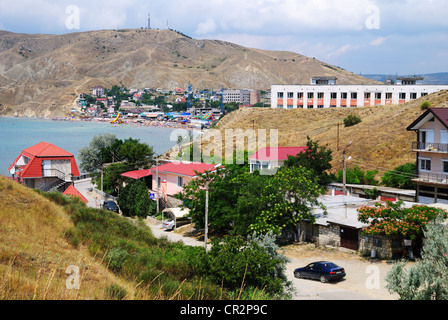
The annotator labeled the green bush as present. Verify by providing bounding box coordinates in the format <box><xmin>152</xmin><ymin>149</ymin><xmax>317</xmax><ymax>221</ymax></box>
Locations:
<box><xmin>343</xmin><ymin>114</ymin><xmax>362</xmax><ymax>127</ymax></box>
<box><xmin>336</xmin><ymin>166</ymin><xmax>378</xmax><ymax>185</ymax></box>
<box><xmin>381</xmin><ymin>163</ymin><xmax>416</xmax><ymax>189</ymax></box>
<box><xmin>421</xmin><ymin>101</ymin><xmax>431</xmax><ymax>110</ymax></box>
<box><xmin>118</xmin><ymin>179</ymin><xmax>156</xmax><ymax>218</ymax></box>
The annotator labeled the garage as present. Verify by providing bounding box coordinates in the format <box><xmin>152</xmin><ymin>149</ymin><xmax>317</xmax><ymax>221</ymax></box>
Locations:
<box><xmin>340</xmin><ymin>226</ymin><xmax>359</xmax><ymax>251</ymax></box>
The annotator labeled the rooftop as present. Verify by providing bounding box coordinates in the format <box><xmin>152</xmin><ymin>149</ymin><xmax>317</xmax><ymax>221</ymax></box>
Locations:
<box><xmin>249</xmin><ymin>147</ymin><xmax>307</xmax><ymax>161</ymax></box>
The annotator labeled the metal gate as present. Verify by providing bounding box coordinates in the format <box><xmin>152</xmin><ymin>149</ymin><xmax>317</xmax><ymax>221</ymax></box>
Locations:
<box><xmin>340</xmin><ymin>227</ymin><xmax>359</xmax><ymax>250</ymax></box>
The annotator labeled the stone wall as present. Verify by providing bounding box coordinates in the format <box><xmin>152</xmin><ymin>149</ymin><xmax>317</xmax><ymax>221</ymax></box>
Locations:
<box><xmin>359</xmin><ymin>235</ymin><xmax>404</xmax><ymax>259</ymax></box>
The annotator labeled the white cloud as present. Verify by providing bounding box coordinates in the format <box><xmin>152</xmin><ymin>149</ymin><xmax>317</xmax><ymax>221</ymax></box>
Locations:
<box><xmin>195</xmin><ymin>19</ymin><xmax>217</xmax><ymax>36</ymax></box>
<box><xmin>370</xmin><ymin>36</ymin><xmax>387</xmax><ymax>46</ymax></box>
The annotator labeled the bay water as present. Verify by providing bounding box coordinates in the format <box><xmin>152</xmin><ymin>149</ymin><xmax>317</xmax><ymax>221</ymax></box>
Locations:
<box><xmin>0</xmin><ymin>117</ymin><xmax>184</xmax><ymax>176</ymax></box>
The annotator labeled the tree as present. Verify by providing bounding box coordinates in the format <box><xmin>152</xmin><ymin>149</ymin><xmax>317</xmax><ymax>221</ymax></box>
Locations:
<box><xmin>118</xmin><ymin>179</ymin><xmax>156</xmax><ymax>218</ymax></box>
<box><xmin>386</xmin><ymin>215</ymin><xmax>448</xmax><ymax>300</ymax></box>
<box><xmin>336</xmin><ymin>165</ymin><xmax>379</xmax><ymax>185</ymax></box>
<box><xmin>201</xmin><ymin>233</ymin><xmax>292</xmax><ymax>296</ymax></box>
<box><xmin>381</xmin><ymin>163</ymin><xmax>416</xmax><ymax>190</ymax></box>
<box><xmin>284</xmin><ymin>136</ymin><xmax>334</xmax><ymax>186</ymax></box>
<box><xmin>358</xmin><ymin>201</ymin><xmax>447</xmax><ymax>240</ymax></box>
<box><xmin>79</xmin><ymin>133</ymin><xmax>118</xmax><ymax>173</ymax></box>
<box><xmin>176</xmin><ymin>162</ymin><xmax>324</xmax><ymax>236</ymax></box>
<box><xmin>343</xmin><ymin>114</ymin><xmax>362</xmax><ymax>127</ymax></box>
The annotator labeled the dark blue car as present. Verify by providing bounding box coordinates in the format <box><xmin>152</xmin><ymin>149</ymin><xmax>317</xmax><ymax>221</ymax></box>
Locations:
<box><xmin>294</xmin><ymin>261</ymin><xmax>346</xmax><ymax>283</ymax></box>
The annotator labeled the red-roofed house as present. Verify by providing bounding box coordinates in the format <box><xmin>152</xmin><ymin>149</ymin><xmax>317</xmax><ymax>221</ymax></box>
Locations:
<box><xmin>150</xmin><ymin>162</ymin><xmax>219</xmax><ymax>198</ymax></box>
<box><xmin>249</xmin><ymin>147</ymin><xmax>307</xmax><ymax>173</ymax></box>
<box><xmin>8</xmin><ymin>142</ymin><xmax>80</xmax><ymax>192</ymax></box>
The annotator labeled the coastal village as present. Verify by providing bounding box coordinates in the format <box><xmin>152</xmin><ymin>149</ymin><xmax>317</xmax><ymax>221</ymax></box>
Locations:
<box><xmin>5</xmin><ymin>73</ymin><xmax>448</xmax><ymax>301</ymax></box>
<box><xmin>2</xmin><ymin>6</ymin><xmax>448</xmax><ymax>301</ymax></box>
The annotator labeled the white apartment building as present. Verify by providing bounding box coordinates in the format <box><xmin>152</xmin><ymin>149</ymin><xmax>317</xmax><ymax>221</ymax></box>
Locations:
<box><xmin>271</xmin><ymin>77</ymin><xmax>448</xmax><ymax>109</ymax></box>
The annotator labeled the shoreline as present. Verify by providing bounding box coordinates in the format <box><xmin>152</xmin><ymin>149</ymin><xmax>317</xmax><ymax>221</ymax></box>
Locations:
<box><xmin>0</xmin><ymin>114</ymin><xmax>209</xmax><ymax>132</ymax></box>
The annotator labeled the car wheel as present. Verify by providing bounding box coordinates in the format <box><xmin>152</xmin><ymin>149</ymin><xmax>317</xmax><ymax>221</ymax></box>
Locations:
<box><xmin>320</xmin><ymin>275</ymin><xmax>328</xmax><ymax>283</ymax></box>
<box><xmin>294</xmin><ymin>271</ymin><xmax>302</xmax><ymax>279</ymax></box>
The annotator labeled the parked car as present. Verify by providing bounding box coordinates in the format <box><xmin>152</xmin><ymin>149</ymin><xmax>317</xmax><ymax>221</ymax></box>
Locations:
<box><xmin>162</xmin><ymin>219</ymin><xmax>175</xmax><ymax>231</ymax></box>
<box><xmin>294</xmin><ymin>261</ymin><xmax>346</xmax><ymax>283</ymax></box>
<box><xmin>102</xmin><ymin>201</ymin><xmax>119</xmax><ymax>213</ymax></box>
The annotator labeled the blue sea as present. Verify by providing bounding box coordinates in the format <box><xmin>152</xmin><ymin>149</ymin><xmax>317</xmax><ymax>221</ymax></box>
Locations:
<box><xmin>0</xmin><ymin>117</ymin><xmax>183</xmax><ymax>176</ymax></box>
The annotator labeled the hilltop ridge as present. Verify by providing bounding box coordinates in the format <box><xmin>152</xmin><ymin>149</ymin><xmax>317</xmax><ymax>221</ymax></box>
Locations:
<box><xmin>0</xmin><ymin>28</ymin><xmax>377</xmax><ymax>117</ymax></box>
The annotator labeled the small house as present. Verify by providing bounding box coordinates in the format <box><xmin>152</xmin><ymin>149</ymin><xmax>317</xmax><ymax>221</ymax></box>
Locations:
<box><xmin>8</xmin><ymin>142</ymin><xmax>80</xmax><ymax>192</ymax></box>
<box><xmin>248</xmin><ymin>147</ymin><xmax>307</xmax><ymax>173</ymax></box>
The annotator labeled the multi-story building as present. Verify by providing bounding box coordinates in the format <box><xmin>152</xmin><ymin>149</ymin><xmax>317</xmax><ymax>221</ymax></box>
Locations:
<box><xmin>223</xmin><ymin>89</ymin><xmax>251</xmax><ymax>105</ymax></box>
<box><xmin>407</xmin><ymin>108</ymin><xmax>448</xmax><ymax>204</ymax></box>
<box><xmin>92</xmin><ymin>86</ymin><xmax>105</xmax><ymax>97</ymax></box>
<box><xmin>271</xmin><ymin>77</ymin><xmax>448</xmax><ymax>109</ymax></box>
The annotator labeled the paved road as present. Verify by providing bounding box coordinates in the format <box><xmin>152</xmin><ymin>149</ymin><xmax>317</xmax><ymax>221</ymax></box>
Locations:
<box><xmin>74</xmin><ymin>178</ymin><xmax>100</xmax><ymax>208</ymax></box>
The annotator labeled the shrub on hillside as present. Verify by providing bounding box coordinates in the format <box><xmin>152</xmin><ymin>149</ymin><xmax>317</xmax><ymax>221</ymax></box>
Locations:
<box><xmin>343</xmin><ymin>114</ymin><xmax>362</xmax><ymax>127</ymax></box>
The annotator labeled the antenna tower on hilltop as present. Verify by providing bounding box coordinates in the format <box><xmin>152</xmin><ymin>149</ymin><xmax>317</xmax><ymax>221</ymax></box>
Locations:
<box><xmin>147</xmin><ymin>13</ymin><xmax>151</xmax><ymax>29</ymax></box>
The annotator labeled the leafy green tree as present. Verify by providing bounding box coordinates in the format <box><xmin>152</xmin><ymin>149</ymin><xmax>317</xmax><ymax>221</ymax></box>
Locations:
<box><xmin>386</xmin><ymin>215</ymin><xmax>448</xmax><ymax>300</ymax></box>
<box><xmin>118</xmin><ymin>179</ymin><xmax>156</xmax><ymax>218</ymax></box>
<box><xmin>284</xmin><ymin>136</ymin><xmax>334</xmax><ymax>186</ymax></box>
<box><xmin>79</xmin><ymin>133</ymin><xmax>118</xmax><ymax>173</ymax></box>
<box><xmin>201</xmin><ymin>234</ymin><xmax>292</xmax><ymax>296</ymax></box>
<box><xmin>336</xmin><ymin>165</ymin><xmax>378</xmax><ymax>185</ymax></box>
<box><xmin>176</xmin><ymin>162</ymin><xmax>324</xmax><ymax>236</ymax></box>
<box><xmin>381</xmin><ymin>163</ymin><xmax>416</xmax><ymax>190</ymax></box>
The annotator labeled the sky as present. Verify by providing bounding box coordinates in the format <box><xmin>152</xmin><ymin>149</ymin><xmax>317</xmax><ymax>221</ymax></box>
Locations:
<box><xmin>0</xmin><ymin>0</ymin><xmax>447</xmax><ymax>75</ymax></box>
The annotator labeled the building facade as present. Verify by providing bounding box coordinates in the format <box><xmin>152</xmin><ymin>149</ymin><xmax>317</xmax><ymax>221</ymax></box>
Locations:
<box><xmin>407</xmin><ymin>108</ymin><xmax>448</xmax><ymax>204</ymax></box>
<box><xmin>271</xmin><ymin>77</ymin><xmax>448</xmax><ymax>109</ymax></box>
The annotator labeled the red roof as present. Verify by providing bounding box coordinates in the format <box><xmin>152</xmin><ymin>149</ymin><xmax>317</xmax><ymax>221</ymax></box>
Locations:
<box><xmin>249</xmin><ymin>147</ymin><xmax>307</xmax><ymax>161</ymax></box>
<box><xmin>22</xmin><ymin>142</ymin><xmax>75</xmax><ymax>158</ymax></box>
<box><xmin>121</xmin><ymin>169</ymin><xmax>152</xmax><ymax>180</ymax></box>
<box><xmin>8</xmin><ymin>142</ymin><xmax>80</xmax><ymax>178</ymax></box>
<box><xmin>150</xmin><ymin>162</ymin><xmax>219</xmax><ymax>177</ymax></box>
<box><xmin>63</xmin><ymin>185</ymin><xmax>89</xmax><ymax>204</ymax></box>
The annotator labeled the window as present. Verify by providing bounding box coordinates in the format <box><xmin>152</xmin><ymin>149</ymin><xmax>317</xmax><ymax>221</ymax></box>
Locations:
<box><xmin>318</xmin><ymin>92</ymin><xmax>324</xmax><ymax>99</ymax></box>
<box><xmin>364</xmin><ymin>92</ymin><xmax>371</xmax><ymax>99</ymax></box>
<box><xmin>331</xmin><ymin>92</ymin><xmax>337</xmax><ymax>99</ymax></box>
<box><xmin>386</xmin><ymin>93</ymin><xmax>392</xmax><ymax>99</ymax></box>
<box><xmin>399</xmin><ymin>93</ymin><xmax>406</xmax><ymax>100</ymax></box>
<box><xmin>443</xmin><ymin>161</ymin><xmax>448</xmax><ymax>174</ymax></box>
<box><xmin>375</xmin><ymin>92</ymin><xmax>382</xmax><ymax>100</ymax></box>
<box><xmin>341</xmin><ymin>92</ymin><xmax>348</xmax><ymax>99</ymax></box>
<box><xmin>420</xmin><ymin>159</ymin><xmax>432</xmax><ymax>171</ymax></box>
<box><xmin>297</xmin><ymin>92</ymin><xmax>303</xmax><ymax>99</ymax></box>
<box><xmin>441</xmin><ymin>130</ymin><xmax>448</xmax><ymax>144</ymax></box>
<box><xmin>410</xmin><ymin>93</ymin><xmax>417</xmax><ymax>100</ymax></box>
<box><xmin>421</xmin><ymin>93</ymin><xmax>428</xmax><ymax>97</ymax></box>
<box><xmin>277</xmin><ymin>92</ymin><xmax>284</xmax><ymax>99</ymax></box>
<box><xmin>287</xmin><ymin>92</ymin><xmax>294</xmax><ymax>99</ymax></box>
<box><xmin>287</xmin><ymin>105</ymin><xmax>293</xmax><ymax>109</ymax></box>
<box><xmin>177</xmin><ymin>176</ymin><xmax>183</xmax><ymax>187</ymax></box>
<box><xmin>351</xmin><ymin>92</ymin><xmax>358</xmax><ymax>99</ymax></box>
<box><xmin>307</xmin><ymin>92</ymin><xmax>314</xmax><ymax>99</ymax></box>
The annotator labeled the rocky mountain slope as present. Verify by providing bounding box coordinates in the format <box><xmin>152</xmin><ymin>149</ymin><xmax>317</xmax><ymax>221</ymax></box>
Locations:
<box><xmin>0</xmin><ymin>28</ymin><xmax>377</xmax><ymax>117</ymax></box>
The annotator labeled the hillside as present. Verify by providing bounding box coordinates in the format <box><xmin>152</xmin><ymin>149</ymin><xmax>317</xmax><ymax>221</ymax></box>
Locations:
<box><xmin>201</xmin><ymin>90</ymin><xmax>448</xmax><ymax>176</ymax></box>
<box><xmin>0</xmin><ymin>28</ymin><xmax>377</xmax><ymax>117</ymax></box>
<box><xmin>0</xmin><ymin>176</ymin><xmax>140</xmax><ymax>300</ymax></box>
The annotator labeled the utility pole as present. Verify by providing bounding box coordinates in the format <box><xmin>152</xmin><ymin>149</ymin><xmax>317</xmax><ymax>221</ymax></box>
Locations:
<box><xmin>342</xmin><ymin>141</ymin><xmax>352</xmax><ymax>197</ymax></box>
<box><xmin>204</xmin><ymin>181</ymin><xmax>209</xmax><ymax>252</ymax></box>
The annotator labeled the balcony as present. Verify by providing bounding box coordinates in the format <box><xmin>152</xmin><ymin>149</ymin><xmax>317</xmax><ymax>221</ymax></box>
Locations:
<box><xmin>413</xmin><ymin>172</ymin><xmax>448</xmax><ymax>185</ymax></box>
<box><xmin>412</xmin><ymin>142</ymin><xmax>448</xmax><ymax>154</ymax></box>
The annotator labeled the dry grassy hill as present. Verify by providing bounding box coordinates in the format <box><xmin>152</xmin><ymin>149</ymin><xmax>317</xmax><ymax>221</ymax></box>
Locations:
<box><xmin>0</xmin><ymin>28</ymin><xmax>377</xmax><ymax>117</ymax></box>
<box><xmin>0</xmin><ymin>176</ymin><xmax>144</xmax><ymax>300</ymax></box>
<box><xmin>201</xmin><ymin>90</ymin><xmax>448</xmax><ymax>176</ymax></box>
